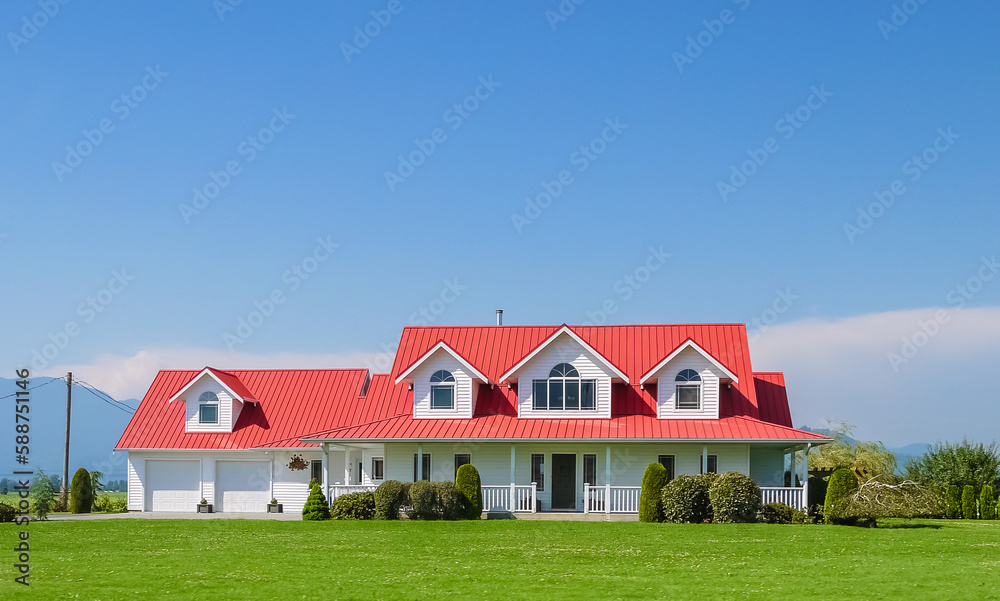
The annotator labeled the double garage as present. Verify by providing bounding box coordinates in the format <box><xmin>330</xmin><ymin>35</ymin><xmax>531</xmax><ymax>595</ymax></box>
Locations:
<box><xmin>143</xmin><ymin>460</ymin><xmax>269</xmax><ymax>512</ymax></box>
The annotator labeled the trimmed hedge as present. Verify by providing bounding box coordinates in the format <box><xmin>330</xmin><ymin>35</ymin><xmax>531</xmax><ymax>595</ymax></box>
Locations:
<box><xmin>94</xmin><ymin>495</ymin><xmax>128</xmax><ymax>513</ymax></box>
<box><xmin>455</xmin><ymin>464</ymin><xmax>483</xmax><ymax>519</ymax></box>
<box><xmin>410</xmin><ymin>481</ymin><xmax>465</xmax><ymax>520</ymax></box>
<box><xmin>331</xmin><ymin>491</ymin><xmax>376</xmax><ymax>520</ymax></box>
<box><xmin>944</xmin><ymin>484</ymin><xmax>961</xmax><ymax>519</ymax></box>
<box><xmin>69</xmin><ymin>468</ymin><xmax>94</xmax><ymax>514</ymax></box>
<box><xmin>981</xmin><ymin>485</ymin><xmax>997</xmax><ymax>520</ymax></box>
<box><xmin>638</xmin><ymin>463</ymin><xmax>668</xmax><ymax>523</ymax></box>
<box><xmin>661</xmin><ymin>473</ymin><xmax>716</xmax><ymax>524</ymax></box>
<box><xmin>759</xmin><ymin>502</ymin><xmax>805</xmax><ymax>524</ymax></box>
<box><xmin>0</xmin><ymin>503</ymin><xmax>14</xmax><ymax>523</ymax></box>
<box><xmin>961</xmin><ymin>485</ymin><xmax>977</xmax><ymax>519</ymax></box>
<box><xmin>374</xmin><ymin>480</ymin><xmax>405</xmax><ymax>520</ymax></box>
<box><xmin>302</xmin><ymin>483</ymin><xmax>331</xmax><ymax>520</ymax></box>
<box><xmin>824</xmin><ymin>467</ymin><xmax>859</xmax><ymax>525</ymax></box>
<box><xmin>708</xmin><ymin>471</ymin><xmax>761</xmax><ymax>523</ymax></box>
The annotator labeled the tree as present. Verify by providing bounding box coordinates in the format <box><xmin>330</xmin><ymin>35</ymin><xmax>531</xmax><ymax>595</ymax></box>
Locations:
<box><xmin>980</xmin><ymin>485</ymin><xmax>997</xmax><ymax>520</ymax></box>
<box><xmin>302</xmin><ymin>483</ymin><xmax>330</xmax><ymax>520</ymax></box>
<box><xmin>90</xmin><ymin>470</ymin><xmax>105</xmax><ymax>496</ymax></box>
<box><xmin>824</xmin><ymin>467</ymin><xmax>859</xmax><ymax>525</ymax></box>
<box><xmin>808</xmin><ymin>422</ymin><xmax>896</xmax><ymax>479</ymax></box>
<box><xmin>905</xmin><ymin>440</ymin><xmax>1000</xmax><ymax>494</ymax></box>
<box><xmin>961</xmin><ymin>485</ymin><xmax>977</xmax><ymax>519</ymax></box>
<box><xmin>69</xmin><ymin>468</ymin><xmax>94</xmax><ymax>514</ymax></box>
<box><xmin>944</xmin><ymin>485</ymin><xmax>961</xmax><ymax>519</ymax></box>
<box><xmin>455</xmin><ymin>464</ymin><xmax>483</xmax><ymax>519</ymax></box>
<box><xmin>638</xmin><ymin>462</ymin><xmax>668</xmax><ymax>523</ymax></box>
<box><xmin>30</xmin><ymin>469</ymin><xmax>57</xmax><ymax>520</ymax></box>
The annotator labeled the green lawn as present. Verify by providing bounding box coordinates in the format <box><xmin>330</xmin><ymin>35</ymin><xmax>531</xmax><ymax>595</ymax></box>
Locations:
<box><xmin>3</xmin><ymin>519</ymin><xmax>998</xmax><ymax>600</ymax></box>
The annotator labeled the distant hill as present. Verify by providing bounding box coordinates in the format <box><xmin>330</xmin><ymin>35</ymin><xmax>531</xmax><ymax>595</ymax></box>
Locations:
<box><xmin>799</xmin><ymin>425</ymin><xmax>928</xmax><ymax>474</ymax></box>
<box><xmin>0</xmin><ymin>377</ymin><xmax>138</xmax><ymax>482</ymax></box>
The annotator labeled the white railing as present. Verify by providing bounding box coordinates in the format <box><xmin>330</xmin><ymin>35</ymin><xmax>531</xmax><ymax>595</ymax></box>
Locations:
<box><xmin>328</xmin><ymin>484</ymin><xmax>378</xmax><ymax>503</ymax></box>
<box><xmin>584</xmin><ymin>484</ymin><xmax>642</xmax><ymax>514</ymax></box>
<box><xmin>481</xmin><ymin>483</ymin><xmax>537</xmax><ymax>513</ymax></box>
<box><xmin>760</xmin><ymin>486</ymin><xmax>806</xmax><ymax>510</ymax></box>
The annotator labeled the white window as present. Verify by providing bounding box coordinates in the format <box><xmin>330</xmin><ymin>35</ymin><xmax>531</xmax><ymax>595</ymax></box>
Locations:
<box><xmin>430</xmin><ymin>370</ymin><xmax>455</xmax><ymax>409</ymax></box>
<box><xmin>675</xmin><ymin>369</ymin><xmax>702</xmax><ymax>410</ymax></box>
<box><xmin>372</xmin><ymin>457</ymin><xmax>384</xmax><ymax>481</ymax></box>
<box><xmin>198</xmin><ymin>391</ymin><xmax>219</xmax><ymax>424</ymax></box>
<box><xmin>532</xmin><ymin>363</ymin><xmax>597</xmax><ymax>410</ymax></box>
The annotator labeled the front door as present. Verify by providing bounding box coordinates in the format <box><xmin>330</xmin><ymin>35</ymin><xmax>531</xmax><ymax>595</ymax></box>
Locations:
<box><xmin>551</xmin><ymin>454</ymin><xmax>576</xmax><ymax>510</ymax></box>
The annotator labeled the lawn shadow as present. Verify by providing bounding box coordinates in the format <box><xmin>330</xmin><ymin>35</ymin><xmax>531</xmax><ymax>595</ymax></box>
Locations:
<box><xmin>876</xmin><ymin>523</ymin><xmax>942</xmax><ymax>529</ymax></box>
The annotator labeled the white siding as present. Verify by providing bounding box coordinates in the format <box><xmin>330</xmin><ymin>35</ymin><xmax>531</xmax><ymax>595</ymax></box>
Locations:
<box><xmin>180</xmin><ymin>375</ymin><xmax>242</xmax><ymax>433</ymax></box>
<box><xmin>411</xmin><ymin>350</ymin><xmax>477</xmax><ymax>419</ymax></box>
<box><xmin>653</xmin><ymin>347</ymin><xmax>723</xmax><ymax>419</ymax></box>
<box><xmin>272</xmin><ymin>450</ymin><xmax>322</xmax><ymax>511</ymax></box>
<box><xmin>127</xmin><ymin>455</ymin><xmax>144</xmax><ymax>511</ymax></box>
<box><xmin>514</xmin><ymin>334</ymin><xmax>614</xmax><ymax>418</ymax></box>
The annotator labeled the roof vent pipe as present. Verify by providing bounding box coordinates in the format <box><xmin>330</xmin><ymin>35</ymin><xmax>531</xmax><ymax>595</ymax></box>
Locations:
<box><xmin>496</xmin><ymin>309</ymin><xmax>503</xmax><ymax>326</ymax></box>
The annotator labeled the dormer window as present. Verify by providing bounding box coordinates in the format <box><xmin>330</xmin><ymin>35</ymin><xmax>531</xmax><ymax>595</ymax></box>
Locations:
<box><xmin>198</xmin><ymin>391</ymin><xmax>220</xmax><ymax>424</ymax></box>
<box><xmin>429</xmin><ymin>370</ymin><xmax>456</xmax><ymax>409</ymax></box>
<box><xmin>675</xmin><ymin>369</ymin><xmax>702</xmax><ymax>410</ymax></box>
<box><xmin>532</xmin><ymin>363</ymin><xmax>596</xmax><ymax>410</ymax></box>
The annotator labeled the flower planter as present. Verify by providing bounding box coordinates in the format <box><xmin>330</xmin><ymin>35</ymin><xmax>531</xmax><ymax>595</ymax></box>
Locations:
<box><xmin>197</xmin><ymin>503</ymin><xmax>213</xmax><ymax>513</ymax></box>
<box><xmin>267</xmin><ymin>503</ymin><xmax>283</xmax><ymax>513</ymax></box>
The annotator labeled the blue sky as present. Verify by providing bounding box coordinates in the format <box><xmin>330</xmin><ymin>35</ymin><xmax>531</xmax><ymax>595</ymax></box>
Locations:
<box><xmin>2</xmin><ymin>1</ymin><xmax>999</xmax><ymax>445</ymax></box>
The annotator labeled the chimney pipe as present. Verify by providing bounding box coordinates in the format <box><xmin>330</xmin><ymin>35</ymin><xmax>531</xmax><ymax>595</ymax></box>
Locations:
<box><xmin>495</xmin><ymin>309</ymin><xmax>503</xmax><ymax>326</ymax></box>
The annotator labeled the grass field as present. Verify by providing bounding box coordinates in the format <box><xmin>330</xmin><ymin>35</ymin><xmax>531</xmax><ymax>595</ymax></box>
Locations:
<box><xmin>3</xmin><ymin>519</ymin><xmax>998</xmax><ymax>600</ymax></box>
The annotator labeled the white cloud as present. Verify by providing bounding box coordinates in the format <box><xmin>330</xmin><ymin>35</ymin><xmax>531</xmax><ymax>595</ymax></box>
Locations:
<box><xmin>752</xmin><ymin>307</ymin><xmax>1000</xmax><ymax>447</ymax></box>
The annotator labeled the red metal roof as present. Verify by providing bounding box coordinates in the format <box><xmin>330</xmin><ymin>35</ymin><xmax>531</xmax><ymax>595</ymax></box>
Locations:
<box><xmin>753</xmin><ymin>372</ymin><xmax>793</xmax><ymax>428</ymax></box>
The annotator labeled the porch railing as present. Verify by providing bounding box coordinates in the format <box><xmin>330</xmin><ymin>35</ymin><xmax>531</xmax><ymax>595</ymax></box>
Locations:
<box><xmin>760</xmin><ymin>486</ymin><xmax>806</xmax><ymax>510</ymax></box>
<box><xmin>584</xmin><ymin>484</ymin><xmax>642</xmax><ymax>514</ymax></box>
<box><xmin>328</xmin><ymin>484</ymin><xmax>378</xmax><ymax>503</ymax></box>
<box><xmin>481</xmin><ymin>483</ymin><xmax>537</xmax><ymax>513</ymax></box>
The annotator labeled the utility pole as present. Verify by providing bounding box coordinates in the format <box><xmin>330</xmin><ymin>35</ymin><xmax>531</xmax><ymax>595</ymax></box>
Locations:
<box><xmin>62</xmin><ymin>372</ymin><xmax>72</xmax><ymax>506</ymax></box>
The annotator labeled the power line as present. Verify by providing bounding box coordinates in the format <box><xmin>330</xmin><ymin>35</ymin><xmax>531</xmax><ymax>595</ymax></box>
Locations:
<box><xmin>0</xmin><ymin>375</ymin><xmax>66</xmax><ymax>401</ymax></box>
<box><xmin>73</xmin><ymin>382</ymin><xmax>134</xmax><ymax>415</ymax></box>
<box><xmin>74</xmin><ymin>379</ymin><xmax>137</xmax><ymax>413</ymax></box>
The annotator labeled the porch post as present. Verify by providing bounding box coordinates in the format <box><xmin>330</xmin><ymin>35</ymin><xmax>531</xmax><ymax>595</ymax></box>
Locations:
<box><xmin>417</xmin><ymin>443</ymin><xmax>423</xmax><ymax>481</ymax></box>
<box><xmin>790</xmin><ymin>447</ymin><xmax>797</xmax><ymax>487</ymax></box>
<box><xmin>605</xmin><ymin>445</ymin><xmax>611</xmax><ymax>515</ymax></box>
<box><xmin>802</xmin><ymin>443</ymin><xmax>812</xmax><ymax>512</ymax></box>
<box><xmin>702</xmin><ymin>445</ymin><xmax>708</xmax><ymax>474</ymax></box>
<box><xmin>322</xmin><ymin>443</ymin><xmax>330</xmax><ymax>499</ymax></box>
<box><xmin>510</xmin><ymin>444</ymin><xmax>515</xmax><ymax>485</ymax></box>
<box><xmin>343</xmin><ymin>447</ymin><xmax>351</xmax><ymax>486</ymax></box>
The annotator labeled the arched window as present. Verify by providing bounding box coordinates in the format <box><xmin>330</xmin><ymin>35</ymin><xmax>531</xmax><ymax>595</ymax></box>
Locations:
<box><xmin>675</xmin><ymin>369</ymin><xmax>702</xmax><ymax>410</ymax></box>
<box><xmin>198</xmin><ymin>391</ymin><xmax>219</xmax><ymax>424</ymax></box>
<box><xmin>532</xmin><ymin>363</ymin><xmax>596</xmax><ymax>410</ymax></box>
<box><xmin>430</xmin><ymin>370</ymin><xmax>456</xmax><ymax>409</ymax></box>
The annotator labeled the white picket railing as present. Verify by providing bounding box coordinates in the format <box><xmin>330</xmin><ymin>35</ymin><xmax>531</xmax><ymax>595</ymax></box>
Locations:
<box><xmin>481</xmin><ymin>483</ymin><xmax>537</xmax><ymax>513</ymax></box>
<box><xmin>584</xmin><ymin>484</ymin><xmax>642</xmax><ymax>514</ymax></box>
<box><xmin>760</xmin><ymin>486</ymin><xmax>806</xmax><ymax>510</ymax></box>
<box><xmin>328</xmin><ymin>484</ymin><xmax>378</xmax><ymax>503</ymax></box>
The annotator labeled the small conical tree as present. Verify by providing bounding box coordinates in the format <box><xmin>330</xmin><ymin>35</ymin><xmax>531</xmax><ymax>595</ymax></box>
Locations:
<box><xmin>961</xmin><ymin>485</ymin><xmax>977</xmax><ymax>519</ymax></box>
<box><xmin>980</xmin><ymin>485</ymin><xmax>997</xmax><ymax>520</ymax></box>
<box><xmin>302</xmin><ymin>483</ymin><xmax>330</xmax><ymax>520</ymax></box>
<box><xmin>639</xmin><ymin>462</ymin><xmax>668</xmax><ymax>523</ymax></box>
<box><xmin>69</xmin><ymin>467</ymin><xmax>94</xmax><ymax>514</ymax></box>
<box><xmin>824</xmin><ymin>467</ymin><xmax>858</xmax><ymax>524</ymax></box>
<box><xmin>944</xmin><ymin>485</ymin><xmax>961</xmax><ymax>519</ymax></box>
<box><xmin>455</xmin><ymin>464</ymin><xmax>483</xmax><ymax>519</ymax></box>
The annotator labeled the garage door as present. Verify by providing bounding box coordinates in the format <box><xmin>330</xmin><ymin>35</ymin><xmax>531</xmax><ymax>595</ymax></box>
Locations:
<box><xmin>215</xmin><ymin>461</ymin><xmax>269</xmax><ymax>512</ymax></box>
<box><xmin>145</xmin><ymin>460</ymin><xmax>200</xmax><ymax>512</ymax></box>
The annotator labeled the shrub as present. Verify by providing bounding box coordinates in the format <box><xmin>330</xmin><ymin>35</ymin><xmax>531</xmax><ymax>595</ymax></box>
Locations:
<box><xmin>759</xmin><ymin>502</ymin><xmax>804</xmax><ymax>524</ymax></box>
<box><xmin>374</xmin><ymin>480</ymin><xmax>405</xmax><ymax>520</ymax></box>
<box><xmin>69</xmin><ymin>468</ymin><xmax>93</xmax><ymax>514</ymax></box>
<box><xmin>29</xmin><ymin>470</ymin><xmax>57</xmax><ymax>520</ymax></box>
<box><xmin>944</xmin><ymin>484</ymin><xmax>961</xmax><ymax>519</ymax></box>
<box><xmin>661</xmin><ymin>473</ymin><xmax>716</xmax><ymax>524</ymax></box>
<box><xmin>824</xmin><ymin>467</ymin><xmax>859</xmax><ymax>525</ymax></box>
<box><xmin>962</xmin><ymin>485</ymin><xmax>977</xmax><ymax>519</ymax></box>
<box><xmin>94</xmin><ymin>495</ymin><xmax>128</xmax><ymax>513</ymax></box>
<box><xmin>409</xmin><ymin>481</ymin><xmax>466</xmax><ymax>520</ymax></box>
<box><xmin>638</xmin><ymin>463</ymin><xmax>668</xmax><ymax>523</ymax></box>
<box><xmin>709</xmin><ymin>472</ymin><xmax>761</xmax><ymax>523</ymax></box>
<box><xmin>0</xmin><ymin>503</ymin><xmax>14</xmax><ymax>523</ymax></box>
<box><xmin>455</xmin><ymin>464</ymin><xmax>483</xmax><ymax>519</ymax></box>
<box><xmin>331</xmin><ymin>491</ymin><xmax>376</xmax><ymax>520</ymax></box>
<box><xmin>980</xmin><ymin>485</ymin><xmax>997</xmax><ymax>520</ymax></box>
<box><xmin>302</xmin><ymin>483</ymin><xmax>331</xmax><ymax>520</ymax></box>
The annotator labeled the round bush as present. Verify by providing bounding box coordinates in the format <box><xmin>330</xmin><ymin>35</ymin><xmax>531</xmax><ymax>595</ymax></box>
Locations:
<box><xmin>0</xmin><ymin>503</ymin><xmax>14</xmax><ymax>523</ymax></box>
<box><xmin>374</xmin><ymin>480</ymin><xmax>404</xmax><ymax>520</ymax></box>
<box><xmin>69</xmin><ymin>467</ymin><xmax>94</xmax><ymax>514</ymax></box>
<box><xmin>661</xmin><ymin>473</ymin><xmax>716</xmax><ymax>524</ymax></box>
<box><xmin>824</xmin><ymin>467</ymin><xmax>859</xmax><ymax>525</ymax></box>
<box><xmin>455</xmin><ymin>464</ymin><xmax>483</xmax><ymax>519</ymax></box>
<box><xmin>759</xmin><ymin>502</ymin><xmax>804</xmax><ymax>524</ymax></box>
<box><xmin>331</xmin><ymin>491</ymin><xmax>376</xmax><ymax>520</ymax></box>
<box><xmin>638</xmin><ymin>463</ymin><xmax>668</xmax><ymax>523</ymax></box>
<box><xmin>302</xmin><ymin>483</ymin><xmax>331</xmax><ymax>520</ymax></box>
<box><xmin>708</xmin><ymin>471</ymin><xmax>761</xmax><ymax>523</ymax></box>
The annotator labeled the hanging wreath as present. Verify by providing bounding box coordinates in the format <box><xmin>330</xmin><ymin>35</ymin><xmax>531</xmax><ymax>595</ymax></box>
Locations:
<box><xmin>287</xmin><ymin>454</ymin><xmax>309</xmax><ymax>471</ymax></box>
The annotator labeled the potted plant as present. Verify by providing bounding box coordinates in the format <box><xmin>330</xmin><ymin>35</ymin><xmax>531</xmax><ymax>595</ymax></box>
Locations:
<box><xmin>197</xmin><ymin>498</ymin><xmax>213</xmax><ymax>513</ymax></box>
<box><xmin>267</xmin><ymin>497</ymin><xmax>283</xmax><ymax>513</ymax></box>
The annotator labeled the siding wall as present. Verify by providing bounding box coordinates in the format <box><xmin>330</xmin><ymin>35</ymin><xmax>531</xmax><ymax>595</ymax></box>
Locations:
<box><xmin>515</xmin><ymin>334</ymin><xmax>614</xmax><ymax>418</ymax></box>
<box><xmin>411</xmin><ymin>350</ymin><xmax>477</xmax><ymax>419</ymax></box>
<box><xmin>180</xmin><ymin>375</ymin><xmax>243</xmax><ymax>432</ymax></box>
<box><xmin>271</xmin><ymin>450</ymin><xmax>322</xmax><ymax>511</ymax></box>
<box><xmin>654</xmin><ymin>347</ymin><xmax>723</xmax><ymax>419</ymax></box>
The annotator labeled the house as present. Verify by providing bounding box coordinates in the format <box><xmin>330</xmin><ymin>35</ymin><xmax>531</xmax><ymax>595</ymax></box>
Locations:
<box><xmin>115</xmin><ymin>323</ymin><xmax>830</xmax><ymax>514</ymax></box>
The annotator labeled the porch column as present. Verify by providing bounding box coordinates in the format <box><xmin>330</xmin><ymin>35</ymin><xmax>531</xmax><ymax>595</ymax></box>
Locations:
<box><xmin>417</xmin><ymin>443</ymin><xmax>423</xmax><ymax>481</ymax></box>
<box><xmin>702</xmin><ymin>445</ymin><xmax>708</xmax><ymax>474</ymax></box>
<box><xmin>510</xmin><ymin>444</ymin><xmax>515</xmax><ymax>484</ymax></box>
<box><xmin>322</xmin><ymin>443</ymin><xmax>330</xmax><ymax>496</ymax></box>
<box><xmin>343</xmin><ymin>447</ymin><xmax>351</xmax><ymax>486</ymax></box>
<box><xmin>268</xmin><ymin>452</ymin><xmax>274</xmax><ymax>500</ymax></box>
<box><xmin>802</xmin><ymin>443</ymin><xmax>812</xmax><ymax>512</ymax></box>
<box><xmin>790</xmin><ymin>447</ymin><xmax>797</xmax><ymax>487</ymax></box>
<box><xmin>605</xmin><ymin>445</ymin><xmax>611</xmax><ymax>516</ymax></box>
